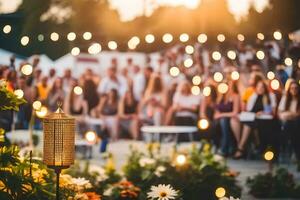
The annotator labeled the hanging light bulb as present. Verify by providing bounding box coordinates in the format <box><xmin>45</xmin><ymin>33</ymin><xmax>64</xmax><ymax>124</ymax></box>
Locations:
<box><xmin>71</xmin><ymin>47</ymin><xmax>80</xmax><ymax>56</ymax></box>
<box><xmin>145</xmin><ymin>34</ymin><xmax>155</xmax><ymax>43</ymax></box>
<box><xmin>83</xmin><ymin>32</ymin><xmax>92</xmax><ymax>40</ymax></box>
<box><xmin>179</xmin><ymin>33</ymin><xmax>189</xmax><ymax>42</ymax></box>
<box><xmin>169</xmin><ymin>66</ymin><xmax>180</xmax><ymax>77</ymax></box>
<box><xmin>217</xmin><ymin>34</ymin><xmax>225</xmax><ymax>42</ymax></box>
<box><xmin>67</xmin><ymin>32</ymin><xmax>76</xmax><ymax>41</ymax></box>
<box><xmin>213</xmin><ymin>72</ymin><xmax>223</xmax><ymax>82</ymax></box>
<box><xmin>198</xmin><ymin>34</ymin><xmax>207</xmax><ymax>43</ymax></box>
<box><xmin>162</xmin><ymin>33</ymin><xmax>173</xmax><ymax>43</ymax></box>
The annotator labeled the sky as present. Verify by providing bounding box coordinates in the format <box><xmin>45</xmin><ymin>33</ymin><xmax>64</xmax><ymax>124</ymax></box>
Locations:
<box><xmin>0</xmin><ymin>0</ymin><xmax>269</xmax><ymax>22</ymax></box>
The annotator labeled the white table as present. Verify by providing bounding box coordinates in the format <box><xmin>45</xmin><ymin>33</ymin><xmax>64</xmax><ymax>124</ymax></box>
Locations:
<box><xmin>141</xmin><ymin>126</ymin><xmax>198</xmax><ymax>143</ymax></box>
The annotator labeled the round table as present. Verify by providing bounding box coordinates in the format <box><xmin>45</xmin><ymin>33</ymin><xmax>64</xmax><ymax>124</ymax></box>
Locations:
<box><xmin>141</xmin><ymin>126</ymin><xmax>198</xmax><ymax>143</ymax></box>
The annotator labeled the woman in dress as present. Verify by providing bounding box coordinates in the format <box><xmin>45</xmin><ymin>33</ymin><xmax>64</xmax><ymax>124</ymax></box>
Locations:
<box><xmin>47</xmin><ymin>77</ymin><xmax>65</xmax><ymax>111</ymax></box>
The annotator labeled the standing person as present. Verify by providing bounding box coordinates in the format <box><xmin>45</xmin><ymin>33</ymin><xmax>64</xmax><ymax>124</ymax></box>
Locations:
<box><xmin>140</xmin><ymin>74</ymin><xmax>166</xmax><ymax>125</ymax></box>
<box><xmin>278</xmin><ymin>80</ymin><xmax>300</xmax><ymax>169</ymax></box>
<box><xmin>214</xmin><ymin>81</ymin><xmax>241</xmax><ymax>156</ymax></box>
<box><xmin>234</xmin><ymin>80</ymin><xmax>277</xmax><ymax>159</ymax></box>
<box><xmin>47</xmin><ymin>77</ymin><xmax>65</xmax><ymax>111</ymax></box>
<box><xmin>82</xmin><ymin>70</ymin><xmax>99</xmax><ymax>114</ymax></box>
<box><xmin>93</xmin><ymin>89</ymin><xmax>119</xmax><ymax>141</ymax></box>
<box><xmin>36</xmin><ymin>76</ymin><xmax>50</xmax><ymax>103</ymax></box>
<box><xmin>119</xmin><ymin>88</ymin><xmax>139</xmax><ymax>140</ymax></box>
<box><xmin>63</xmin><ymin>69</ymin><xmax>73</xmax><ymax>93</ymax></box>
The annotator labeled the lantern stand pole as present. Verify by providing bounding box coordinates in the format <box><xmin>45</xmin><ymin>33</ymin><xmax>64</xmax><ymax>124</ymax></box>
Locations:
<box><xmin>55</xmin><ymin>168</ymin><xmax>61</xmax><ymax>200</ymax></box>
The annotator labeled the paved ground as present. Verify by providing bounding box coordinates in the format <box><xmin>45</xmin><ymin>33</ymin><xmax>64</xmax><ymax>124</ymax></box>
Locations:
<box><xmin>75</xmin><ymin>140</ymin><xmax>300</xmax><ymax>199</ymax></box>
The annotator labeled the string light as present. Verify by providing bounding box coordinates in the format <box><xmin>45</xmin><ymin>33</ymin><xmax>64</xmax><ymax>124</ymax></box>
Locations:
<box><xmin>192</xmin><ymin>75</ymin><xmax>201</xmax><ymax>85</ymax></box>
<box><xmin>3</xmin><ymin>25</ymin><xmax>11</xmax><ymax>34</ymax></box>
<box><xmin>21</xmin><ymin>36</ymin><xmax>30</xmax><ymax>46</ymax></box>
<box><xmin>203</xmin><ymin>86</ymin><xmax>211</xmax><ymax>97</ymax></box>
<box><xmin>227</xmin><ymin>50</ymin><xmax>236</xmax><ymax>60</ymax></box>
<box><xmin>215</xmin><ymin>187</ymin><xmax>226</xmax><ymax>198</ymax></box>
<box><xmin>88</xmin><ymin>43</ymin><xmax>101</xmax><ymax>54</ymax></box>
<box><xmin>191</xmin><ymin>86</ymin><xmax>200</xmax><ymax>95</ymax></box>
<box><xmin>175</xmin><ymin>154</ymin><xmax>186</xmax><ymax>165</ymax></box>
<box><xmin>184</xmin><ymin>58</ymin><xmax>193</xmax><ymax>68</ymax></box>
<box><xmin>231</xmin><ymin>71</ymin><xmax>240</xmax><ymax>80</ymax></box>
<box><xmin>162</xmin><ymin>33</ymin><xmax>173</xmax><ymax>43</ymax></box>
<box><xmin>85</xmin><ymin>131</ymin><xmax>97</xmax><ymax>143</ymax></box>
<box><xmin>38</xmin><ymin>34</ymin><xmax>44</xmax><ymax>41</ymax></box>
<box><xmin>14</xmin><ymin>89</ymin><xmax>24</xmax><ymax>99</ymax></box>
<box><xmin>270</xmin><ymin>79</ymin><xmax>280</xmax><ymax>90</ymax></box>
<box><xmin>21</xmin><ymin>64</ymin><xmax>33</xmax><ymax>76</ymax></box>
<box><xmin>198</xmin><ymin>119</ymin><xmax>209</xmax><ymax>130</ymax></box>
<box><xmin>267</xmin><ymin>71</ymin><xmax>275</xmax><ymax>80</ymax></box>
<box><xmin>256</xmin><ymin>50</ymin><xmax>265</xmax><ymax>60</ymax></box>
<box><xmin>50</xmin><ymin>32</ymin><xmax>59</xmax><ymax>41</ymax></box>
<box><xmin>264</xmin><ymin>151</ymin><xmax>274</xmax><ymax>161</ymax></box>
<box><xmin>273</xmin><ymin>31</ymin><xmax>282</xmax><ymax>40</ymax></box>
<box><xmin>185</xmin><ymin>45</ymin><xmax>194</xmax><ymax>54</ymax></box>
<box><xmin>213</xmin><ymin>72</ymin><xmax>223</xmax><ymax>82</ymax></box>
<box><xmin>83</xmin><ymin>32</ymin><xmax>92</xmax><ymax>40</ymax></box>
<box><xmin>212</xmin><ymin>51</ymin><xmax>222</xmax><ymax>61</ymax></box>
<box><xmin>130</xmin><ymin>36</ymin><xmax>140</xmax><ymax>45</ymax></box>
<box><xmin>32</xmin><ymin>101</ymin><xmax>42</xmax><ymax>110</ymax></box>
<box><xmin>36</xmin><ymin>106</ymin><xmax>48</xmax><ymax>118</ymax></box>
<box><xmin>67</xmin><ymin>32</ymin><xmax>76</xmax><ymax>41</ymax></box>
<box><xmin>169</xmin><ymin>66</ymin><xmax>180</xmax><ymax>77</ymax></box>
<box><xmin>108</xmin><ymin>41</ymin><xmax>118</xmax><ymax>50</ymax></box>
<box><xmin>284</xmin><ymin>57</ymin><xmax>293</xmax><ymax>66</ymax></box>
<box><xmin>218</xmin><ymin>83</ymin><xmax>229</xmax><ymax>94</ymax></box>
<box><xmin>73</xmin><ymin>86</ymin><xmax>83</xmax><ymax>95</ymax></box>
<box><xmin>198</xmin><ymin>33</ymin><xmax>207</xmax><ymax>43</ymax></box>
<box><xmin>179</xmin><ymin>33</ymin><xmax>189</xmax><ymax>42</ymax></box>
<box><xmin>71</xmin><ymin>47</ymin><xmax>80</xmax><ymax>56</ymax></box>
<box><xmin>145</xmin><ymin>34</ymin><xmax>155</xmax><ymax>43</ymax></box>
<box><xmin>257</xmin><ymin>33</ymin><xmax>265</xmax><ymax>40</ymax></box>
<box><xmin>237</xmin><ymin>34</ymin><xmax>245</xmax><ymax>41</ymax></box>
<box><xmin>217</xmin><ymin>34</ymin><xmax>225</xmax><ymax>42</ymax></box>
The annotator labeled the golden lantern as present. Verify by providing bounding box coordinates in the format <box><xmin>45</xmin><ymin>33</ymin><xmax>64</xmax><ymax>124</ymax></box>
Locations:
<box><xmin>42</xmin><ymin>106</ymin><xmax>75</xmax><ymax>200</ymax></box>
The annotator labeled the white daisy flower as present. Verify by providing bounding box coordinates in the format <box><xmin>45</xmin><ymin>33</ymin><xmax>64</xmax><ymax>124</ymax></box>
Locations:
<box><xmin>139</xmin><ymin>157</ymin><xmax>156</xmax><ymax>167</ymax></box>
<box><xmin>147</xmin><ymin>184</ymin><xmax>178</xmax><ymax>200</ymax></box>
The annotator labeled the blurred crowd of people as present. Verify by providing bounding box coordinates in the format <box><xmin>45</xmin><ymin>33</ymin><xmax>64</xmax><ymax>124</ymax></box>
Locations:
<box><xmin>1</xmin><ymin>37</ymin><xmax>300</xmax><ymax>165</ymax></box>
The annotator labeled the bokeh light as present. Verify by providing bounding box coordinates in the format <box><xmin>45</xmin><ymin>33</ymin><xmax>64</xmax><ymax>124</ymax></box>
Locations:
<box><xmin>36</xmin><ymin>106</ymin><xmax>48</xmax><ymax>118</ymax></box>
<box><xmin>169</xmin><ymin>66</ymin><xmax>180</xmax><ymax>77</ymax></box>
<box><xmin>270</xmin><ymin>79</ymin><xmax>280</xmax><ymax>90</ymax></box>
<box><xmin>184</xmin><ymin>58</ymin><xmax>193</xmax><ymax>68</ymax></box>
<box><xmin>38</xmin><ymin>34</ymin><xmax>44</xmax><ymax>41</ymax></box>
<box><xmin>198</xmin><ymin>34</ymin><xmax>207</xmax><ymax>43</ymax></box>
<box><xmin>227</xmin><ymin>50</ymin><xmax>237</xmax><ymax>60</ymax></box>
<box><xmin>67</xmin><ymin>32</ymin><xmax>76</xmax><ymax>41</ymax></box>
<box><xmin>14</xmin><ymin>89</ymin><xmax>24</xmax><ymax>99</ymax></box>
<box><xmin>3</xmin><ymin>25</ymin><xmax>11</xmax><ymax>34</ymax></box>
<box><xmin>213</xmin><ymin>72</ymin><xmax>223</xmax><ymax>82</ymax></box>
<box><xmin>108</xmin><ymin>41</ymin><xmax>118</xmax><ymax>50</ymax></box>
<box><xmin>273</xmin><ymin>31</ymin><xmax>282</xmax><ymax>40</ymax></box>
<box><xmin>267</xmin><ymin>71</ymin><xmax>275</xmax><ymax>80</ymax></box>
<box><xmin>203</xmin><ymin>86</ymin><xmax>211</xmax><ymax>97</ymax></box>
<box><xmin>212</xmin><ymin>51</ymin><xmax>222</xmax><ymax>61</ymax></box>
<box><xmin>85</xmin><ymin>131</ymin><xmax>97</xmax><ymax>143</ymax></box>
<box><xmin>218</xmin><ymin>83</ymin><xmax>229</xmax><ymax>94</ymax></box>
<box><xmin>83</xmin><ymin>32</ymin><xmax>92</xmax><ymax>40</ymax></box>
<box><xmin>32</xmin><ymin>100</ymin><xmax>42</xmax><ymax>110</ymax></box>
<box><xmin>237</xmin><ymin>34</ymin><xmax>245</xmax><ymax>41</ymax></box>
<box><xmin>176</xmin><ymin>154</ymin><xmax>186</xmax><ymax>165</ymax></box>
<box><xmin>257</xmin><ymin>33</ymin><xmax>265</xmax><ymax>40</ymax></box>
<box><xmin>198</xmin><ymin>118</ymin><xmax>209</xmax><ymax>130</ymax></box>
<box><xmin>21</xmin><ymin>64</ymin><xmax>33</xmax><ymax>76</ymax></box>
<box><xmin>191</xmin><ymin>86</ymin><xmax>200</xmax><ymax>95</ymax></box>
<box><xmin>145</xmin><ymin>34</ymin><xmax>155</xmax><ymax>43</ymax></box>
<box><xmin>264</xmin><ymin>151</ymin><xmax>274</xmax><ymax>161</ymax></box>
<box><xmin>50</xmin><ymin>32</ymin><xmax>59</xmax><ymax>41</ymax></box>
<box><xmin>215</xmin><ymin>187</ymin><xmax>226</xmax><ymax>198</ymax></box>
<box><xmin>88</xmin><ymin>43</ymin><xmax>101</xmax><ymax>54</ymax></box>
<box><xmin>185</xmin><ymin>45</ymin><xmax>194</xmax><ymax>54</ymax></box>
<box><xmin>162</xmin><ymin>33</ymin><xmax>173</xmax><ymax>43</ymax></box>
<box><xmin>74</xmin><ymin>86</ymin><xmax>83</xmax><ymax>95</ymax></box>
<box><xmin>217</xmin><ymin>34</ymin><xmax>226</xmax><ymax>42</ymax></box>
<box><xmin>284</xmin><ymin>57</ymin><xmax>293</xmax><ymax>66</ymax></box>
<box><xmin>231</xmin><ymin>71</ymin><xmax>240</xmax><ymax>80</ymax></box>
<box><xmin>179</xmin><ymin>33</ymin><xmax>189</xmax><ymax>42</ymax></box>
<box><xmin>71</xmin><ymin>47</ymin><xmax>80</xmax><ymax>56</ymax></box>
<box><xmin>192</xmin><ymin>75</ymin><xmax>201</xmax><ymax>85</ymax></box>
<box><xmin>21</xmin><ymin>36</ymin><xmax>30</xmax><ymax>46</ymax></box>
<box><xmin>256</xmin><ymin>50</ymin><xmax>265</xmax><ymax>60</ymax></box>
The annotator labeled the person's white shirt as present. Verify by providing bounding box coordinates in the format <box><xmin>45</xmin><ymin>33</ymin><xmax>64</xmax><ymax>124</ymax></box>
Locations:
<box><xmin>97</xmin><ymin>75</ymin><xmax>128</xmax><ymax>96</ymax></box>
<box><xmin>133</xmin><ymin>72</ymin><xmax>145</xmax><ymax>101</ymax></box>
<box><xmin>173</xmin><ymin>92</ymin><xmax>201</xmax><ymax>117</ymax></box>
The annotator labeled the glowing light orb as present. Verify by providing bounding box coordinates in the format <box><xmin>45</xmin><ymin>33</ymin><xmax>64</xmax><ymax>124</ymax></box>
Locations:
<box><xmin>85</xmin><ymin>131</ymin><xmax>97</xmax><ymax>143</ymax></box>
<box><xmin>267</xmin><ymin>71</ymin><xmax>275</xmax><ymax>80</ymax></box>
<box><xmin>108</xmin><ymin>41</ymin><xmax>118</xmax><ymax>50</ymax></box>
<box><xmin>198</xmin><ymin>34</ymin><xmax>207</xmax><ymax>43</ymax></box>
<box><xmin>83</xmin><ymin>32</ymin><xmax>92</xmax><ymax>40</ymax></box>
<box><xmin>218</xmin><ymin>83</ymin><xmax>229</xmax><ymax>94</ymax></box>
<box><xmin>231</xmin><ymin>71</ymin><xmax>240</xmax><ymax>80</ymax></box>
<box><xmin>257</xmin><ymin>33</ymin><xmax>265</xmax><ymax>40</ymax></box>
<box><xmin>67</xmin><ymin>32</ymin><xmax>76</xmax><ymax>41</ymax></box>
<box><xmin>203</xmin><ymin>86</ymin><xmax>211</xmax><ymax>97</ymax></box>
<box><xmin>88</xmin><ymin>43</ymin><xmax>101</xmax><ymax>55</ymax></box>
<box><xmin>38</xmin><ymin>34</ymin><xmax>44</xmax><ymax>41</ymax></box>
<box><xmin>237</xmin><ymin>34</ymin><xmax>245</xmax><ymax>41</ymax></box>
<box><xmin>73</xmin><ymin>86</ymin><xmax>83</xmax><ymax>95</ymax></box>
<box><xmin>192</xmin><ymin>75</ymin><xmax>201</xmax><ymax>85</ymax></box>
<box><xmin>213</xmin><ymin>72</ymin><xmax>223</xmax><ymax>82</ymax></box>
<box><xmin>212</xmin><ymin>51</ymin><xmax>222</xmax><ymax>61</ymax></box>
<box><xmin>21</xmin><ymin>64</ymin><xmax>33</xmax><ymax>76</ymax></box>
<box><xmin>217</xmin><ymin>34</ymin><xmax>226</xmax><ymax>42</ymax></box>
<box><xmin>185</xmin><ymin>45</ymin><xmax>194</xmax><ymax>54</ymax></box>
<box><xmin>14</xmin><ymin>89</ymin><xmax>24</xmax><ymax>99</ymax></box>
<box><xmin>169</xmin><ymin>66</ymin><xmax>180</xmax><ymax>77</ymax></box>
<box><xmin>71</xmin><ymin>47</ymin><xmax>80</xmax><ymax>56</ymax></box>
<box><xmin>3</xmin><ymin>25</ymin><xmax>11</xmax><ymax>34</ymax></box>
<box><xmin>215</xmin><ymin>187</ymin><xmax>226</xmax><ymax>198</ymax></box>
<box><xmin>256</xmin><ymin>50</ymin><xmax>265</xmax><ymax>60</ymax></box>
<box><xmin>184</xmin><ymin>58</ymin><xmax>193</xmax><ymax>68</ymax></box>
<box><xmin>32</xmin><ymin>101</ymin><xmax>42</xmax><ymax>110</ymax></box>
<box><xmin>191</xmin><ymin>86</ymin><xmax>200</xmax><ymax>95</ymax></box>
<box><xmin>227</xmin><ymin>50</ymin><xmax>237</xmax><ymax>60</ymax></box>
<box><xmin>176</xmin><ymin>154</ymin><xmax>186</xmax><ymax>165</ymax></box>
<box><xmin>179</xmin><ymin>33</ymin><xmax>189</xmax><ymax>42</ymax></box>
<box><xmin>50</xmin><ymin>32</ymin><xmax>59</xmax><ymax>41</ymax></box>
<box><xmin>198</xmin><ymin>119</ymin><xmax>209</xmax><ymax>130</ymax></box>
<box><xmin>273</xmin><ymin>31</ymin><xmax>282</xmax><ymax>40</ymax></box>
<box><xmin>264</xmin><ymin>151</ymin><xmax>274</xmax><ymax>161</ymax></box>
<box><xmin>36</xmin><ymin>106</ymin><xmax>48</xmax><ymax>118</ymax></box>
<box><xmin>284</xmin><ymin>58</ymin><xmax>293</xmax><ymax>66</ymax></box>
<box><xmin>21</xmin><ymin>36</ymin><xmax>29</xmax><ymax>46</ymax></box>
<box><xmin>270</xmin><ymin>79</ymin><xmax>280</xmax><ymax>90</ymax></box>
<box><xmin>162</xmin><ymin>33</ymin><xmax>173</xmax><ymax>43</ymax></box>
<box><xmin>145</xmin><ymin>34</ymin><xmax>155</xmax><ymax>43</ymax></box>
